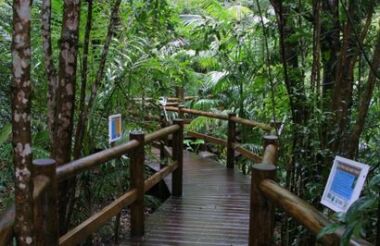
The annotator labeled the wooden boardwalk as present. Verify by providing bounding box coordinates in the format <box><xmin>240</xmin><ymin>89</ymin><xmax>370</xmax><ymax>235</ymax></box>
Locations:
<box><xmin>125</xmin><ymin>151</ymin><xmax>251</xmax><ymax>245</ymax></box>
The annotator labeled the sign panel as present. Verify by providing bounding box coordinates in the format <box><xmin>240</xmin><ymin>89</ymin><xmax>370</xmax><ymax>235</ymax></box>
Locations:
<box><xmin>321</xmin><ymin>156</ymin><xmax>369</xmax><ymax>212</ymax></box>
<box><xmin>108</xmin><ymin>114</ymin><xmax>122</xmax><ymax>143</ymax></box>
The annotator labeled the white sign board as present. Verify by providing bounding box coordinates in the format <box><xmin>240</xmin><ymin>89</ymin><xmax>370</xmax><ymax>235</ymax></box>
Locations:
<box><xmin>321</xmin><ymin>156</ymin><xmax>369</xmax><ymax>212</ymax></box>
<box><xmin>108</xmin><ymin>114</ymin><xmax>122</xmax><ymax>143</ymax></box>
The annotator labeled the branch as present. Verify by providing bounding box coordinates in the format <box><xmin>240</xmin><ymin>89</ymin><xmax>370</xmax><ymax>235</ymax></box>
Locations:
<box><xmin>347</xmin><ymin>29</ymin><xmax>380</xmax><ymax>157</ymax></box>
<box><xmin>73</xmin><ymin>0</ymin><xmax>122</xmax><ymax>158</ymax></box>
<box><xmin>73</xmin><ymin>0</ymin><xmax>93</xmax><ymax>159</ymax></box>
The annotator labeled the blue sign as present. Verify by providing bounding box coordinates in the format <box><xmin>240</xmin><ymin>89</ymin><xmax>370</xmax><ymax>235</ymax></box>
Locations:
<box><xmin>330</xmin><ymin>168</ymin><xmax>356</xmax><ymax>200</ymax></box>
<box><xmin>321</xmin><ymin>156</ymin><xmax>369</xmax><ymax>212</ymax></box>
<box><xmin>108</xmin><ymin>114</ymin><xmax>122</xmax><ymax>143</ymax></box>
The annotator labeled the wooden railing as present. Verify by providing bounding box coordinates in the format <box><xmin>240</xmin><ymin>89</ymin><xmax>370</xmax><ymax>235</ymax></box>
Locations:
<box><xmin>251</xmin><ymin>140</ymin><xmax>372</xmax><ymax>246</ymax></box>
<box><xmin>165</xmin><ymin>106</ymin><xmax>272</xmax><ymax>168</ymax></box>
<box><xmin>160</xmin><ymin>106</ymin><xmax>372</xmax><ymax>245</ymax></box>
<box><xmin>0</xmin><ymin>120</ymin><xmax>184</xmax><ymax>245</ymax></box>
<box><xmin>0</xmin><ymin>104</ymin><xmax>373</xmax><ymax>245</ymax></box>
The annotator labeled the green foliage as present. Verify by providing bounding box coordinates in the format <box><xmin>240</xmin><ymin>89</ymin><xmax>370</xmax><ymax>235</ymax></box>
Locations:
<box><xmin>0</xmin><ymin>124</ymin><xmax>11</xmax><ymax>145</ymax></box>
<box><xmin>1</xmin><ymin>0</ymin><xmax>380</xmax><ymax>243</ymax></box>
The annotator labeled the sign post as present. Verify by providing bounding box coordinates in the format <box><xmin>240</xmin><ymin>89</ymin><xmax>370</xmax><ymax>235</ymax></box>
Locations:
<box><xmin>321</xmin><ymin>156</ymin><xmax>369</xmax><ymax>212</ymax></box>
<box><xmin>108</xmin><ymin>114</ymin><xmax>122</xmax><ymax>242</ymax></box>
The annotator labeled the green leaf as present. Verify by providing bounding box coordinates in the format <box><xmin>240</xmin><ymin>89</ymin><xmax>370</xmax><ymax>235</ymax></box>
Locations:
<box><xmin>0</xmin><ymin>123</ymin><xmax>11</xmax><ymax>145</ymax></box>
<box><xmin>317</xmin><ymin>223</ymin><xmax>340</xmax><ymax>240</ymax></box>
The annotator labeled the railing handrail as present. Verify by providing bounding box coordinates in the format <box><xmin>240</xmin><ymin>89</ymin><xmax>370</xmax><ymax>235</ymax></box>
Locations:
<box><xmin>0</xmin><ymin>173</ymin><xmax>52</xmax><ymax>245</ymax></box>
<box><xmin>0</xmin><ymin>122</ymin><xmax>183</xmax><ymax>245</ymax></box>
<box><xmin>260</xmin><ymin>179</ymin><xmax>372</xmax><ymax>245</ymax></box>
<box><xmin>56</xmin><ymin>124</ymin><xmax>180</xmax><ymax>181</ymax></box>
<box><xmin>2</xmin><ymin>104</ymin><xmax>373</xmax><ymax>245</ymax></box>
<box><xmin>249</xmin><ymin>137</ymin><xmax>372</xmax><ymax>246</ymax></box>
<box><xmin>165</xmin><ymin>106</ymin><xmax>273</xmax><ymax>131</ymax></box>
<box><xmin>58</xmin><ymin>121</ymin><xmax>183</xmax><ymax>245</ymax></box>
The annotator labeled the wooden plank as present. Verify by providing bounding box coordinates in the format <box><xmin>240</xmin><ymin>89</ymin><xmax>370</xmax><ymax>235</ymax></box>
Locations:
<box><xmin>123</xmin><ymin>151</ymin><xmax>251</xmax><ymax>245</ymax></box>
<box><xmin>187</xmin><ymin>131</ymin><xmax>227</xmax><ymax>146</ymax></box>
<box><xmin>59</xmin><ymin>189</ymin><xmax>137</xmax><ymax>246</ymax></box>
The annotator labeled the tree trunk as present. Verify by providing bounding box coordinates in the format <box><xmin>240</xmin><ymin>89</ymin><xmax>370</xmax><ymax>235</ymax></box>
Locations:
<box><xmin>73</xmin><ymin>0</ymin><xmax>93</xmax><ymax>159</ymax></box>
<box><xmin>53</xmin><ymin>0</ymin><xmax>81</xmax><ymax>233</ymax></box>
<box><xmin>41</xmin><ymin>0</ymin><xmax>58</xmax><ymax>148</ymax></box>
<box><xmin>11</xmin><ymin>0</ymin><xmax>34</xmax><ymax>244</ymax></box>
<box><xmin>345</xmin><ymin>29</ymin><xmax>380</xmax><ymax>158</ymax></box>
<box><xmin>73</xmin><ymin>0</ymin><xmax>122</xmax><ymax>159</ymax></box>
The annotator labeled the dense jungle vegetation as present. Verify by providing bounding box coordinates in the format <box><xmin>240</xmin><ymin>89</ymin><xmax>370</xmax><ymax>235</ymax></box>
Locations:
<box><xmin>1</xmin><ymin>0</ymin><xmax>380</xmax><ymax>244</ymax></box>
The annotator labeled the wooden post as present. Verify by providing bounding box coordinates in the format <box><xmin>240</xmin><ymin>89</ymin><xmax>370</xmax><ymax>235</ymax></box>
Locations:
<box><xmin>160</xmin><ymin>113</ymin><xmax>167</xmax><ymax>168</ymax></box>
<box><xmin>263</xmin><ymin>135</ymin><xmax>278</xmax><ymax>149</ymax></box>
<box><xmin>227</xmin><ymin>113</ymin><xmax>236</xmax><ymax>169</ymax></box>
<box><xmin>249</xmin><ymin>163</ymin><xmax>276</xmax><ymax>246</ymax></box>
<box><xmin>262</xmin><ymin>135</ymin><xmax>279</xmax><ymax>165</ymax></box>
<box><xmin>178</xmin><ymin>104</ymin><xmax>184</xmax><ymax>119</ymax></box>
<box><xmin>129</xmin><ymin>131</ymin><xmax>145</xmax><ymax>237</ymax></box>
<box><xmin>32</xmin><ymin>159</ymin><xmax>58</xmax><ymax>246</ymax></box>
<box><xmin>172</xmin><ymin>119</ymin><xmax>184</xmax><ymax>197</ymax></box>
<box><xmin>175</xmin><ymin>86</ymin><xmax>184</xmax><ymax>103</ymax></box>
<box><xmin>109</xmin><ymin>141</ymin><xmax>122</xmax><ymax>244</ymax></box>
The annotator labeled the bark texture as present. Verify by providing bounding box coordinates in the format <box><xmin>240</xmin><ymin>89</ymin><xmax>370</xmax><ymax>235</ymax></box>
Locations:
<box><xmin>53</xmin><ymin>0</ymin><xmax>80</xmax><ymax>166</ymax></box>
<box><xmin>11</xmin><ymin>0</ymin><xmax>34</xmax><ymax>244</ymax></box>
<box><xmin>53</xmin><ymin>0</ymin><xmax>81</xmax><ymax>232</ymax></box>
<box><xmin>41</xmin><ymin>0</ymin><xmax>58</xmax><ymax>146</ymax></box>
<box><xmin>74</xmin><ymin>0</ymin><xmax>93</xmax><ymax>159</ymax></box>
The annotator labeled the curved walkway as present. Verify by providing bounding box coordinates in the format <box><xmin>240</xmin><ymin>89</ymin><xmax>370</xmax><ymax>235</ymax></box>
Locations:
<box><xmin>125</xmin><ymin>151</ymin><xmax>251</xmax><ymax>245</ymax></box>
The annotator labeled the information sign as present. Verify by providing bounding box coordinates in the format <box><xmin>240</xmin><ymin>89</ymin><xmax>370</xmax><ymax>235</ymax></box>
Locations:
<box><xmin>321</xmin><ymin>156</ymin><xmax>369</xmax><ymax>212</ymax></box>
<box><xmin>108</xmin><ymin>114</ymin><xmax>122</xmax><ymax>143</ymax></box>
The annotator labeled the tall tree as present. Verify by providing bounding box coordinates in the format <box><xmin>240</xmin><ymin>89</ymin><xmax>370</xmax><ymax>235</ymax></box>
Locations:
<box><xmin>41</xmin><ymin>0</ymin><xmax>58</xmax><ymax>146</ymax></box>
<box><xmin>53</xmin><ymin>0</ymin><xmax>81</xmax><ymax>232</ymax></box>
<box><xmin>11</xmin><ymin>0</ymin><xmax>34</xmax><ymax>244</ymax></box>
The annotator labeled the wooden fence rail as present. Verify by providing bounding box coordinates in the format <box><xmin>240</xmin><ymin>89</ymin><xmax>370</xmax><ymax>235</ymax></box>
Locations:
<box><xmin>166</xmin><ymin>106</ymin><xmax>273</xmax><ymax>131</ymax></box>
<box><xmin>1</xmin><ymin>102</ymin><xmax>374</xmax><ymax>245</ymax></box>
<box><xmin>127</xmin><ymin>98</ymin><xmax>372</xmax><ymax>244</ymax></box>
<box><xmin>0</xmin><ymin>121</ymin><xmax>184</xmax><ymax>246</ymax></box>
<box><xmin>249</xmin><ymin>136</ymin><xmax>372</xmax><ymax>246</ymax></box>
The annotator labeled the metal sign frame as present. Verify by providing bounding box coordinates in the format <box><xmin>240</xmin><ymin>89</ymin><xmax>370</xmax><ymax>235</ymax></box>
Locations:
<box><xmin>321</xmin><ymin>156</ymin><xmax>369</xmax><ymax>212</ymax></box>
